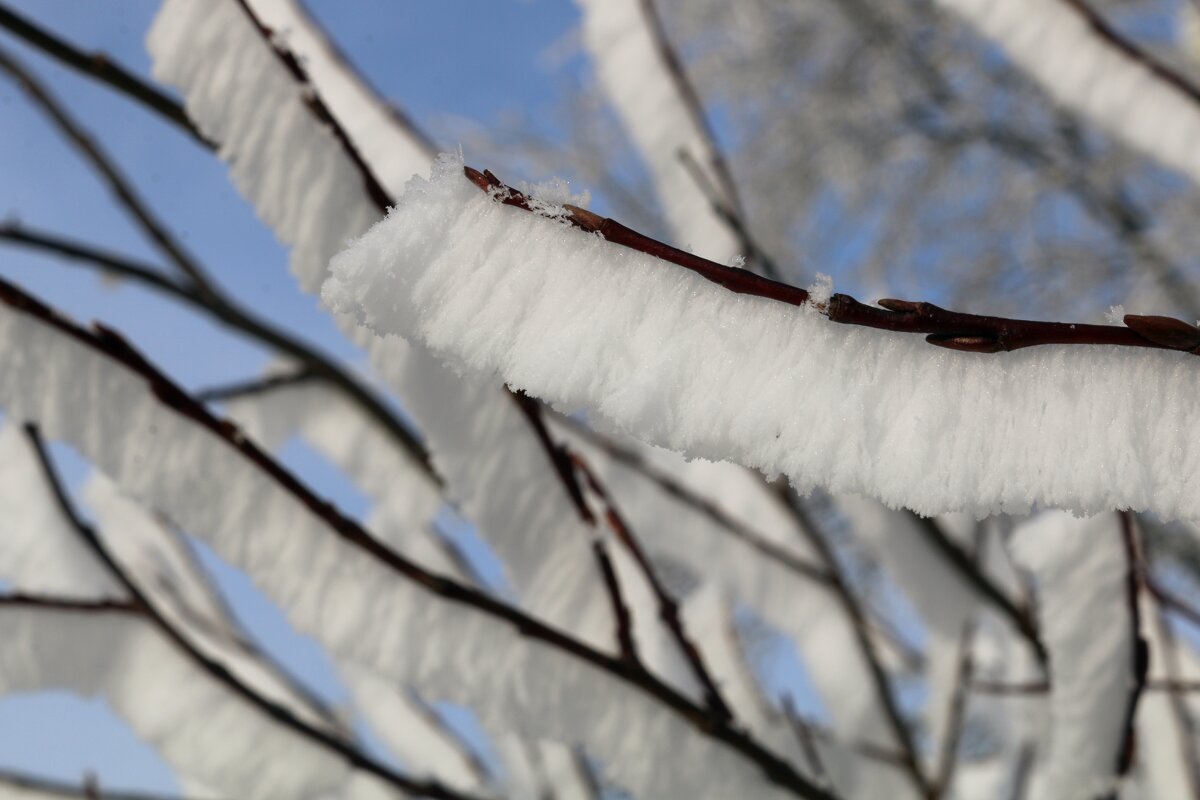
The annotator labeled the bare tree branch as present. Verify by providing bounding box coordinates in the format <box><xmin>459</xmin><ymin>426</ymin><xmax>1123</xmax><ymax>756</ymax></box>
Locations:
<box><xmin>0</xmin><ymin>3</ymin><xmax>208</xmax><ymax>146</ymax></box>
<box><xmin>0</xmin><ymin>47</ymin><xmax>213</xmax><ymax>291</ymax></box>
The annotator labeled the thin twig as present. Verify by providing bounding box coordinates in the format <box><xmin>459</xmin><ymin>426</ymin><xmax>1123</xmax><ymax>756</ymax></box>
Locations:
<box><xmin>933</xmin><ymin>620</ymin><xmax>976</xmax><ymax>798</ymax></box>
<box><xmin>1059</xmin><ymin>0</ymin><xmax>1200</xmax><ymax>108</ymax></box>
<box><xmin>637</xmin><ymin>0</ymin><xmax>782</xmax><ymax>280</ymax></box>
<box><xmin>0</xmin><ymin>766</ymin><xmax>208</xmax><ymax>800</ymax></box>
<box><xmin>782</xmin><ymin>696</ymin><xmax>831</xmax><ymax>788</ymax></box>
<box><xmin>1146</xmin><ymin>597</ymin><xmax>1200</xmax><ymax>795</ymax></box>
<box><xmin>554</xmin><ymin>413</ymin><xmax>830</xmax><ymax>584</ymax></box>
<box><xmin>1147</xmin><ymin>578</ymin><xmax>1200</xmax><ymax>631</ymax></box>
<box><xmin>0</xmin><ymin>3</ymin><xmax>208</xmax><ymax>146</ymax></box>
<box><xmin>777</xmin><ymin>490</ymin><xmax>932</xmax><ymax>798</ymax></box>
<box><xmin>908</xmin><ymin>515</ymin><xmax>1046</xmax><ymax>666</ymax></box>
<box><xmin>0</xmin><ymin>47</ymin><xmax>214</xmax><ymax>291</ymax></box>
<box><xmin>781</xmin><ymin>699</ymin><xmax>910</xmax><ymax>769</ymax></box>
<box><xmin>1115</xmin><ymin>512</ymin><xmax>1149</xmax><ymax>780</ymax></box>
<box><xmin>1008</xmin><ymin>743</ymin><xmax>1036</xmax><ymax>800</ymax></box>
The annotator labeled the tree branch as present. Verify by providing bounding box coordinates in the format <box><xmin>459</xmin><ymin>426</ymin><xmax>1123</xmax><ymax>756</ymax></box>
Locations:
<box><xmin>637</xmin><ymin>0</ymin><xmax>782</xmax><ymax>281</ymax></box>
<box><xmin>932</xmin><ymin>620</ymin><xmax>975</xmax><ymax>798</ymax></box>
<box><xmin>908</xmin><ymin>515</ymin><xmax>1046</xmax><ymax>666</ymax></box>
<box><xmin>0</xmin><ymin>767</ymin><xmax>211</xmax><ymax>800</ymax></box>
<box><xmin>465</xmin><ymin>165</ymin><xmax>1200</xmax><ymax>359</ymax></box>
<box><xmin>777</xmin><ymin>490</ymin><xmax>932</xmax><ymax>798</ymax></box>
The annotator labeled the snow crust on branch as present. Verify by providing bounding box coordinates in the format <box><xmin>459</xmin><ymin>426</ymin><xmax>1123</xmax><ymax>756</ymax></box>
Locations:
<box><xmin>934</xmin><ymin>0</ymin><xmax>1200</xmax><ymax>185</ymax></box>
<box><xmin>1009</xmin><ymin>512</ymin><xmax>1135</xmax><ymax>800</ymax></box>
<box><xmin>326</xmin><ymin>156</ymin><xmax>1200</xmax><ymax>523</ymax></box>
<box><xmin>0</xmin><ymin>294</ymin><xmax>805</xmax><ymax>800</ymax></box>
<box><xmin>148</xmin><ymin>0</ymin><xmax>382</xmax><ymax>292</ymax></box>
<box><xmin>0</xmin><ymin>424</ymin><xmax>383</xmax><ymax>794</ymax></box>
<box><xmin>221</xmin><ymin>375</ymin><xmax>460</xmax><ymax>575</ymax></box>
<box><xmin>242</xmin><ymin>0</ymin><xmax>433</xmax><ymax>192</ymax></box>
<box><xmin>576</xmin><ymin>0</ymin><xmax>741</xmax><ymax>262</ymax></box>
<box><xmin>82</xmin><ymin>475</ymin><xmax>345</xmax><ymax>737</ymax></box>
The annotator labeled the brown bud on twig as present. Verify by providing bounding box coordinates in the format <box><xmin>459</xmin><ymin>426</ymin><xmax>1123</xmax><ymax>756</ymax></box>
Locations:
<box><xmin>1123</xmin><ymin>314</ymin><xmax>1200</xmax><ymax>352</ymax></box>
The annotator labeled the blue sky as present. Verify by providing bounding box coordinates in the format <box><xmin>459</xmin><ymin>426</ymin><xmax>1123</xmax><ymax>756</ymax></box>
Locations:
<box><xmin>0</xmin><ymin>1</ymin><xmax>583</xmax><ymax>792</ymax></box>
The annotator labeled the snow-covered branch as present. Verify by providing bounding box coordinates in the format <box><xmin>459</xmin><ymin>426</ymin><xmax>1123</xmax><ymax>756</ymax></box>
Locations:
<box><xmin>326</xmin><ymin>159</ymin><xmax>1200</xmax><ymax>521</ymax></box>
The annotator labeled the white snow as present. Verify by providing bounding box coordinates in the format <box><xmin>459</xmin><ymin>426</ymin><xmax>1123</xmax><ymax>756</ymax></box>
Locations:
<box><xmin>326</xmin><ymin>155</ymin><xmax>1200</xmax><ymax>523</ymax></box>
<box><xmin>0</xmin><ymin>424</ymin><xmax>122</xmax><ymax>600</ymax></box>
<box><xmin>148</xmin><ymin>0</ymin><xmax>384</xmax><ymax>291</ymax></box>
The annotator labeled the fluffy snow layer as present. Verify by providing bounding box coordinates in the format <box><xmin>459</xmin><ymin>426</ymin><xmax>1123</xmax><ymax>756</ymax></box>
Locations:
<box><xmin>576</xmin><ymin>0</ymin><xmax>741</xmax><ymax>262</ymax></box>
<box><xmin>935</xmin><ymin>0</ymin><xmax>1200</xmax><ymax>184</ymax></box>
<box><xmin>147</xmin><ymin>0</ymin><xmax>383</xmax><ymax>292</ymax></box>
<box><xmin>326</xmin><ymin>156</ymin><xmax>1200</xmax><ymax>522</ymax></box>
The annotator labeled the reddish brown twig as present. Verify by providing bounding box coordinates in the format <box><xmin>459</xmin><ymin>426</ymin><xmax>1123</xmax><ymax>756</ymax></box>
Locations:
<box><xmin>465</xmin><ymin>166</ymin><xmax>1200</xmax><ymax>360</ymax></box>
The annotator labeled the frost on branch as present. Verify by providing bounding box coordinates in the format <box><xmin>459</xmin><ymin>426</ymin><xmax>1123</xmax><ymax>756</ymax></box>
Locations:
<box><xmin>325</xmin><ymin>156</ymin><xmax>1200</xmax><ymax>522</ymax></box>
<box><xmin>148</xmin><ymin>0</ymin><xmax>388</xmax><ymax>292</ymax></box>
<box><xmin>0</xmin><ymin>425</ymin><xmax>122</xmax><ymax>600</ymax></box>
